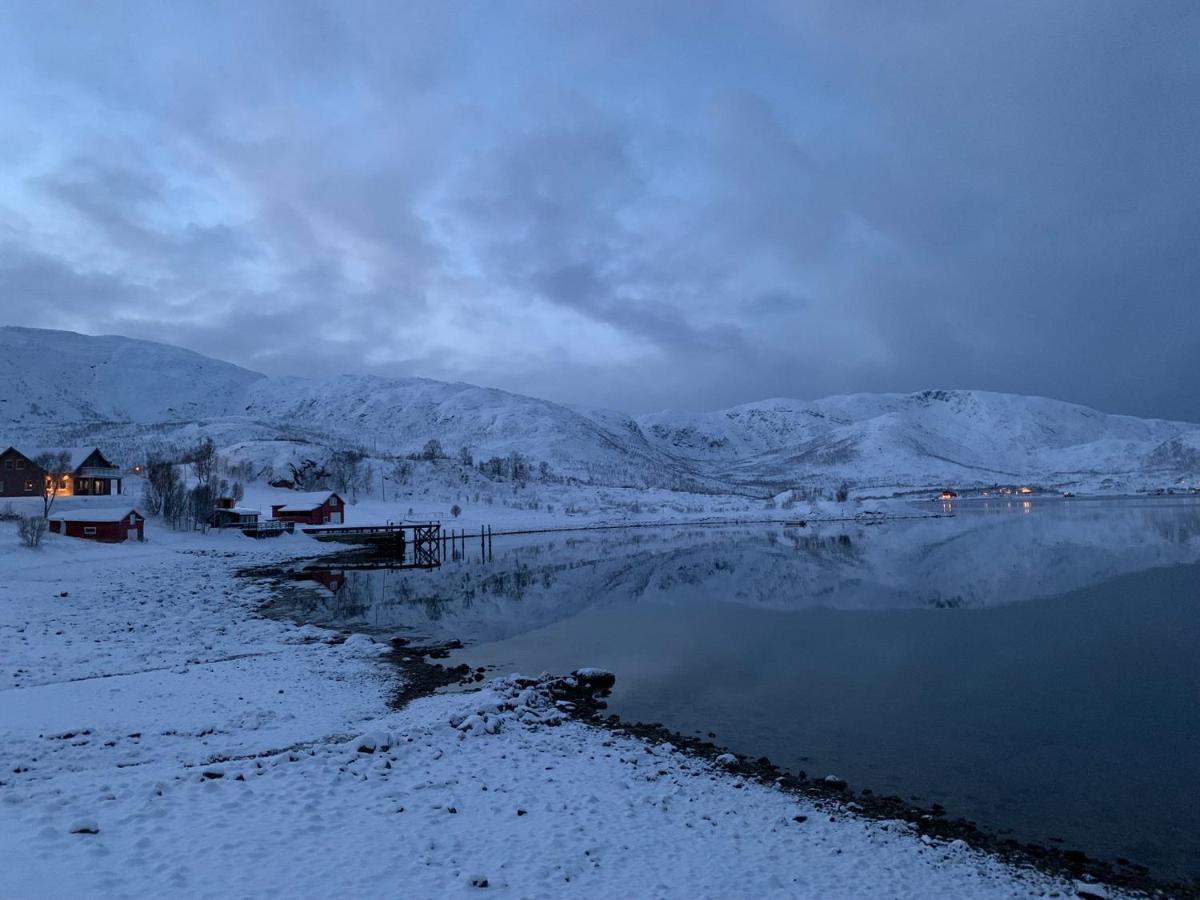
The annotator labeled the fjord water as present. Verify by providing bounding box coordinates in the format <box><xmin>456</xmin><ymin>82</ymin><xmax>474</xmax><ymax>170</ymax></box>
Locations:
<box><xmin>282</xmin><ymin>498</ymin><xmax>1200</xmax><ymax>879</ymax></box>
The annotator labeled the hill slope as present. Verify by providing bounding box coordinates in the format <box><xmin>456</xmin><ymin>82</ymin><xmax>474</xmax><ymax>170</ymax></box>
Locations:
<box><xmin>0</xmin><ymin>327</ymin><xmax>1196</xmax><ymax>494</ymax></box>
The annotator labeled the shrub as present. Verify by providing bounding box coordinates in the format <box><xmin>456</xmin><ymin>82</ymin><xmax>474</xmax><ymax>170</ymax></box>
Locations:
<box><xmin>18</xmin><ymin>516</ymin><xmax>48</xmax><ymax>548</ymax></box>
<box><xmin>450</xmin><ymin>504</ymin><xmax>462</xmax><ymax>518</ymax></box>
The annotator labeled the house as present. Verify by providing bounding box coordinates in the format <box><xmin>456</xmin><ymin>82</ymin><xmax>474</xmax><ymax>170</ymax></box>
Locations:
<box><xmin>270</xmin><ymin>491</ymin><xmax>345</xmax><ymax>526</ymax></box>
<box><xmin>39</xmin><ymin>448</ymin><xmax>124</xmax><ymax>496</ymax></box>
<box><xmin>210</xmin><ymin>497</ymin><xmax>260</xmax><ymax>529</ymax></box>
<box><xmin>940</xmin><ymin>489</ymin><xmax>958</xmax><ymax>500</ymax></box>
<box><xmin>1</xmin><ymin>446</ymin><xmax>123</xmax><ymax>498</ymax></box>
<box><xmin>49</xmin><ymin>508</ymin><xmax>145</xmax><ymax>542</ymax></box>
<box><xmin>0</xmin><ymin>447</ymin><xmax>44</xmax><ymax>498</ymax></box>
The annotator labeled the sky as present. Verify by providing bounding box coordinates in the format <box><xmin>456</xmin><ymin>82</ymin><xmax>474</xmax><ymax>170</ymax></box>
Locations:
<box><xmin>0</xmin><ymin>1</ymin><xmax>1197</xmax><ymax>420</ymax></box>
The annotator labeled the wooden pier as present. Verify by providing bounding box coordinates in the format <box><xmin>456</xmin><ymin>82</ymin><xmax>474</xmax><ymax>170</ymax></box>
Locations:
<box><xmin>242</xmin><ymin>520</ymin><xmax>295</xmax><ymax>538</ymax></box>
<box><xmin>298</xmin><ymin>522</ymin><xmax>496</xmax><ymax>567</ymax></box>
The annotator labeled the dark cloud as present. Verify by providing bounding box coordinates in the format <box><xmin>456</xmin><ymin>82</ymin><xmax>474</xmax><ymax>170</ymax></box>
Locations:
<box><xmin>0</xmin><ymin>0</ymin><xmax>1197</xmax><ymax>420</ymax></box>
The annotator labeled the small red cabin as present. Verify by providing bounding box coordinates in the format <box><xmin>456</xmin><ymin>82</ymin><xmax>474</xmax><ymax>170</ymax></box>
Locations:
<box><xmin>49</xmin><ymin>508</ymin><xmax>145</xmax><ymax>542</ymax></box>
<box><xmin>270</xmin><ymin>491</ymin><xmax>345</xmax><ymax>526</ymax></box>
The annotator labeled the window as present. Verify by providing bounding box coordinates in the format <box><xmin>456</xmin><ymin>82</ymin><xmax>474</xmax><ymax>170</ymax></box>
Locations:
<box><xmin>24</xmin><ymin>480</ymin><xmax>33</xmax><ymax>492</ymax></box>
<box><xmin>3</xmin><ymin>459</ymin><xmax>11</xmax><ymax>469</ymax></box>
<box><xmin>83</xmin><ymin>526</ymin><xmax>97</xmax><ymax>535</ymax></box>
<box><xmin>15</xmin><ymin>459</ymin><xmax>24</xmax><ymax>469</ymax></box>
<box><xmin>78</xmin><ymin>479</ymin><xmax>89</xmax><ymax>490</ymax></box>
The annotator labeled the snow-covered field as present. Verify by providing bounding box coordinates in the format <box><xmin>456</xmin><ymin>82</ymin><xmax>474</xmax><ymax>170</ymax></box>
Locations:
<box><xmin>0</xmin><ymin>517</ymin><xmax>1123</xmax><ymax>898</ymax></box>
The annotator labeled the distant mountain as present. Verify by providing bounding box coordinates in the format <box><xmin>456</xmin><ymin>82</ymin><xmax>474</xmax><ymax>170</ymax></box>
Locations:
<box><xmin>637</xmin><ymin>390</ymin><xmax>1200</xmax><ymax>492</ymax></box>
<box><xmin>1</xmin><ymin>327</ymin><xmax>1197</xmax><ymax>494</ymax></box>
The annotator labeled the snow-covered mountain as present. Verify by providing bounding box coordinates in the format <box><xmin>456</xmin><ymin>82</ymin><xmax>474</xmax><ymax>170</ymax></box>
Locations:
<box><xmin>1</xmin><ymin>326</ymin><xmax>1197</xmax><ymax>494</ymax></box>
<box><xmin>0</xmin><ymin>326</ymin><xmax>262</xmax><ymax>423</ymax></box>
<box><xmin>639</xmin><ymin>390</ymin><xmax>1200</xmax><ymax>492</ymax></box>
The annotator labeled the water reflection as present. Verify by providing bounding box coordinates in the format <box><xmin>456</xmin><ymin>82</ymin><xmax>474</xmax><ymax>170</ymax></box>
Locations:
<box><xmin>279</xmin><ymin>498</ymin><xmax>1200</xmax><ymax>645</ymax></box>
<box><xmin>270</xmin><ymin>498</ymin><xmax>1200</xmax><ymax>878</ymax></box>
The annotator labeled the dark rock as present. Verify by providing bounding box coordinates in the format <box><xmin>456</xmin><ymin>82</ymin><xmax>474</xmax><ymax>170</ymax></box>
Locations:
<box><xmin>572</xmin><ymin>669</ymin><xmax>616</xmax><ymax>692</ymax></box>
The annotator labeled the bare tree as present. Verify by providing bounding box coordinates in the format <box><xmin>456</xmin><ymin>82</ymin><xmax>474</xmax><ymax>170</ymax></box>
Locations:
<box><xmin>143</xmin><ymin>458</ymin><xmax>188</xmax><ymax>528</ymax></box>
<box><xmin>184</xmin><ymin>438</ymin><xmax>219</xmax><ymax>488</ymax></box>
<box><xmin>450</xmin><ymin>504</ymin><xmax>462</xmax><ymax>518</ymax></box>
<box><xmin>189</xmin><ymin>483</ymin><xmax>215</xmax><ymax>533</ymax></box>
<box><xmin>392</xmin><ymin>459</ymin><xmax>413</xmax><ymax>485</ymax></box>
<box><xmin>457</xmin><ymin>446</ymin><xmax>474</xmax><ymax>467</ymax></box>
<box><xmin>227</xmin><ymin>458</ymin><xmax>255</xmax><ymax>484</ymax></box>
<box><xmin>421</xmin><ymin>439</ymin><xmax>444</xmax><ymax>461</ymax></box>
<box><xmin>835</xmin><ymin>482</ymin><xmax>851</xmax><ymax>503</ymax></box>
<box><xmin>329</xmin><ymin>449</ymin><xmax>362</xmax><ymax>500</ymax></box>
<box><xmin>34</xmin><ymin>450</ymin><xmax>71</xmax><ymax>519</ymax></box>
<box><xmin>18</xmin><ymin>515</ymin><xmax>48</xmax><ymax>548</ymax></box>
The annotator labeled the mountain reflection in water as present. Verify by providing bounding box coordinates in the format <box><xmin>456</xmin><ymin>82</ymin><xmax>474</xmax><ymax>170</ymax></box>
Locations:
<box><xmin>272</xmin><ymin>497</ymin><xmax>1200</xmax><ymax>880</ymax></box>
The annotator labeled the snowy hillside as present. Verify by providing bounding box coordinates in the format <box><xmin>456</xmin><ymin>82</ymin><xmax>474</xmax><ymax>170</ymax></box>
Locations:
<box><xmin>1</xmin><ymin>327</ymin><xmax>1197</xmax><ymax>494</ymax></box>
<box><xmin>638</xmin><ymin>390</ymin><xmax>1200</xmax><ymax>493</ymax></box>
<box><xmin>0</xmin><ymin>327</ymin><xmax>261</xmax><ymax>424</ymax></box>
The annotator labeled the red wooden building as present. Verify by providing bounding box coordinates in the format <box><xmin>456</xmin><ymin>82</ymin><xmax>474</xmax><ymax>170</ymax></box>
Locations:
<box><xmin>270</xmin><ymin>491</ymin><xmax>345</xmax><ymax>526</ymax></box>
<box><xmin>49</xmin><ymin>508</ymin><xmax>145</xmax><ymax>542</ymax></box>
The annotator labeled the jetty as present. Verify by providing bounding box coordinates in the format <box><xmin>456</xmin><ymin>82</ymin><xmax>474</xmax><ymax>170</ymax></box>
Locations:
<box><xmin>299</xmin><ymin>522</ymin><xmax>495</xmax><ymax>568</ymax></box>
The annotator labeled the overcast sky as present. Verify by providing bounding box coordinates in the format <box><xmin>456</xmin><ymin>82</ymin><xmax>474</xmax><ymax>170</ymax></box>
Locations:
<box><xmin>1</xmin><ymin>2</ymin><xmax>1197</xmax><ymax>419</ymax></box>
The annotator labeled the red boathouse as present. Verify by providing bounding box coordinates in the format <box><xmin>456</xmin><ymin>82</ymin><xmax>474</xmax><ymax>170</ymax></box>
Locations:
<box><xmin>49</xmin><ymin>508</ymin><xmax>145</xmax><ymax>542</ymax></box>
<box><xmin>270</xmin><ymin>491</ymin><xmax>345</xmax><ymax>526</ymax></box>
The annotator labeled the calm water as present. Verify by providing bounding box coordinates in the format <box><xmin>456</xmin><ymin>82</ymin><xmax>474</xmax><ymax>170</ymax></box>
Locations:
<box><xmin>274</xmin><ymin>497</ymin><xmax>1200</xmax><ymax>880</ymax></box>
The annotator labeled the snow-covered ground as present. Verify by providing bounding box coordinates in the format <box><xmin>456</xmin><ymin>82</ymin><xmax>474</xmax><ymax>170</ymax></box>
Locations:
<box><xmin>0</xmin><ymin>517</ymin><xmax>1123</xmax><ymax>898</ymax></box>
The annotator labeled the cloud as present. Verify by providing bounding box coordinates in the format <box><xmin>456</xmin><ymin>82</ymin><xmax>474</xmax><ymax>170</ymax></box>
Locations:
<box><xmin>0</xmin><ymin>0</ymin><xmax>1196</xmax><ymax>420</ymax></box>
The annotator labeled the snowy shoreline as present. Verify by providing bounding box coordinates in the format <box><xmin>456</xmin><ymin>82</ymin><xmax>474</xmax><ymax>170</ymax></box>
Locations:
<box><xmin>0</xmin><ymin>512</ymin><xmax>1156</xmax><ymax>898</ymax></box>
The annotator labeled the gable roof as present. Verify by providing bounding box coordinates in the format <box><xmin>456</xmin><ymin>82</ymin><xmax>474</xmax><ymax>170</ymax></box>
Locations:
<box><xmin>273</xmin><ymin>494</ymin><xmax>343</xmax><ymax>513</ymax></box>
<box><xmin>50</xmin><ymin>507</ymin><xmax>142</xmax><ymax>523</ymax></box>
<box><xmin>28</xmin><ymin>447</ymin><xmax>116</xmax><ymax>472</ymax></box>
<box><xmin>0</xmin><ymin>446</ymin><xmax>38</xmax><ymax>465</ymax></box>
<box><xmin>271</xmin><ymin>491</ymin><xmax>340</xmax><ymax>512</ymax></box>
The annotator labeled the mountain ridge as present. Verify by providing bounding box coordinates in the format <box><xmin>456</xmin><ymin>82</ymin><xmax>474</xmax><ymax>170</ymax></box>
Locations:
<box><xmin>1</xmin><ymin>326</ymin><xmax>1197</xmax><ymax>494</ymax></box>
